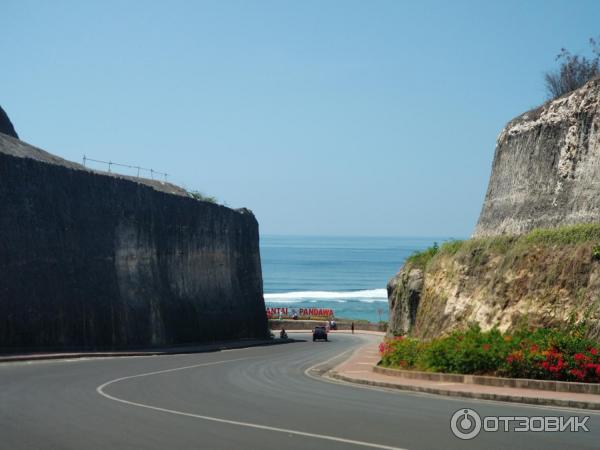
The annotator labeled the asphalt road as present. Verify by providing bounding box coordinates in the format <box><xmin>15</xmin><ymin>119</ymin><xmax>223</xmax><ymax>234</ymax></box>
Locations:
<box><xmin>1</xmin><ymin>333</ymin><xmax>598</xmax><ymax>450</ymax></box>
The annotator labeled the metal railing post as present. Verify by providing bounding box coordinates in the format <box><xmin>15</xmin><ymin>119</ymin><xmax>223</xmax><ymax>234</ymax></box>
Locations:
<box><xmin>82</xmin><ymin>157</ymin><xmax>169</xmax><ymax>183</ymax></box>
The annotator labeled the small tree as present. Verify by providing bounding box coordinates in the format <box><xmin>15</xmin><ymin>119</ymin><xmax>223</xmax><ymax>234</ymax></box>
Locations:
<box><xmin>544</xmin><ymin>37</ymin><xmax>600</xmax><ymax>99</ymax></box>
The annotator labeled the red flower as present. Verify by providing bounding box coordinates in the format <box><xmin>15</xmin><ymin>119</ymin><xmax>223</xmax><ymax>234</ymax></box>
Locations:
<box><xmin>482</xmin><ymin>344</ymin><xmax>491</xmax><ymax>352</ymax></box>
<box><xmin>569</xmin><ymin>369</ymin><xmax>585</xmax><ymax>380</ymax></box>
<box><xmin>591</xmin><ymin>348</ymin><xmax>598</xmax><ymax>356</ymax></box>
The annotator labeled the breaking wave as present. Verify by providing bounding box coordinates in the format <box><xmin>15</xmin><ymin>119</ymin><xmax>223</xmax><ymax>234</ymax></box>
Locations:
<box><xmin>264</xmin><ymin>289</ymin><xmax>387</xmax><ymax>303</ymax></box>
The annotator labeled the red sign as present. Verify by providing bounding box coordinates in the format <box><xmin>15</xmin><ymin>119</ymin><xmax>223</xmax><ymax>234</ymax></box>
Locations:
<box><xmin>266</xmin><ymin>307</ymin><xmax>334</xmax><ymax>318</ymax></box>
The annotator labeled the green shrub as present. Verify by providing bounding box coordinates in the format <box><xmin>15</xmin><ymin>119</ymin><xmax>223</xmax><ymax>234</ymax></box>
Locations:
<box><xmin>405</xmin><ymin>242</ymin><xmax>439</xmax><ymax>270</ymax></box>
<box><xmin>593</xmin><ymin>244</ymin><xmax>600</xmax><ymax>260</ymax></box>
<box><xmin>188</xmin><ymin>190</ymin><xmax>218</xmax><ymax>203</ymax></box>
<box><xmin>419</xmin><ymin>324</ymin><xmax>508</xmax><ymax>374</ymax></box>
<box><xmin>379</xmin><ymin>337</ymin><xmax>422</xmax><ymax>369</ymax></box>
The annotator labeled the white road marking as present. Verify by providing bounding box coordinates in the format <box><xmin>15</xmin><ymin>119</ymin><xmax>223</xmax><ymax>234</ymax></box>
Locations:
<box><xmin>97</xmin><ymin>356</ymin><xmax>410</xmax><ymax>450</ymax></box>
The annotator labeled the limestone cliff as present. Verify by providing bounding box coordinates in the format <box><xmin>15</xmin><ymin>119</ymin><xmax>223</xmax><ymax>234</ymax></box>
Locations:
<box><xmin>0</xmin><ymin>131</ymin><xmax>267</xmax><ymax>351</ymax></box>
<box><xmin>388</xmin><ymin>78</ymin><xmax>600</xmax><ymax>339</ymax></box>
<box><xmin>388</xmin><ymin>232</ymin><xmax>600</xmax><ymax>339</ymax></box>
<box><xmin>474</xmin><ymin>77</ymin><xmax>600</xmax><ymax>237</ymax></box>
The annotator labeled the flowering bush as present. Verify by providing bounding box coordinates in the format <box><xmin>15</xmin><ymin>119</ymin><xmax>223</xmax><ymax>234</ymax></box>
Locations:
<box><xmin>379</xmin><ymin>336</ymin><xmax>422</xmax><ymax>369</ymax></box>
<box><xmin>419</xmin><ymin>326</ymin><xmax>508</xmax><ymax>374</ymax></box>
<box><xmin>379</xmin><ymin>324</ymin><xmax>600</xmax><ymax>382</ymax></box>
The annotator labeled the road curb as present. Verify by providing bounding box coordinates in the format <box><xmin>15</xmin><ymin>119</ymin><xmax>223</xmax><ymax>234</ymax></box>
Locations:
<box><xmin>328</xmin><ymin>371</ymin><xmax>600</xmax><ymax>411</ymax></box>
<box><xmin>0</xmin><ymin>338</ymin><xmax>295</xmax><ymax>364</ymax></box>
<box><xmin>373</xmin><ymin>365</ymin><xmax>600</xmax><ymax>395</ymax></box>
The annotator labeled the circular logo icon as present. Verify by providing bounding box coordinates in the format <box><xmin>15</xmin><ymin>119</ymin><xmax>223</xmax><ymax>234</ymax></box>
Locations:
<box><xmin>450</xmin><ymin>408</ymin><xmax>482</xmax><ymax>440</ymax></box>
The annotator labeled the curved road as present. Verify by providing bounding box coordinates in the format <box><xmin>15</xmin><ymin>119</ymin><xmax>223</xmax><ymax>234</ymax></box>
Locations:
<box><xmin>1</xmin><ymin>333</ymin><xmax>598</xmax><ymax>449</ymax></box>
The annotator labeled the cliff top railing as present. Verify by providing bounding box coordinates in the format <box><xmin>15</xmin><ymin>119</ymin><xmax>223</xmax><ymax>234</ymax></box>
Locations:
<box><xmin>82</xmin><ymin>155</ymin><xmax>169</xmax><ymax>182</ymax></box>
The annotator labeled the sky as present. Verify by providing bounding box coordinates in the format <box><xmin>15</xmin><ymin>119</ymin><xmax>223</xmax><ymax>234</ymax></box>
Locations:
<box><xmin>2</xmin><ymin>0</ymin><xmax>599</xmax><ymax>237</ymax></box>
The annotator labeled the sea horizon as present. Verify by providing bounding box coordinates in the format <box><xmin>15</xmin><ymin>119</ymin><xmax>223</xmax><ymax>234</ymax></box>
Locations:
<box><xmin>260</xmin><ymin>234</ymin><xmax>458</xmax><ymax>322</ymax></box>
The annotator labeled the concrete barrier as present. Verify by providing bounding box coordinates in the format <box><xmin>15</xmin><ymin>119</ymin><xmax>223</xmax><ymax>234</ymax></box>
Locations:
<box><xmin>269</xmin><ymin>319</ymin><xmax>387</xmax><ymax>332</ymax></box>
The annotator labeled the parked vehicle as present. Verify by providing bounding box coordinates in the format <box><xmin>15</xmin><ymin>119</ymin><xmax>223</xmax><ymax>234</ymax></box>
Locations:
<box><xmin>313</xmin><ymin>326</ymin><xmax>328</xmax><ymax>342</ymax></box>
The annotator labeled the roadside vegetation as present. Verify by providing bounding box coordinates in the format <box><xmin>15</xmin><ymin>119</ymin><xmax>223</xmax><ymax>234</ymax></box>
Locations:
<box><xmin>405</xmin><ymin>223</ymin><xmax>600</xmax><ymax>272</ymax></box>
<box><xmin>397</xmin><ymin>222</ymin><xmax>600</xmax><ymax>340</ymax></box>
<box><xmin>404</xmin><ymin>241</ymin><xmax>439</xmax><ymax>270</ymax></box>
<box><xmin>379</xmin><ymin>324</ymin><xmax>600</xmax><ymax>383</ymax></box>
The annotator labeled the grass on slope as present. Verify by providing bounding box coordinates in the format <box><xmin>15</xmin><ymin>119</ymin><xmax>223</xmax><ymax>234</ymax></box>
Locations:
<box><xmin>405</xmin><ymin>223</ymin><xmax>600</xmax><ymax>270</ymax></box>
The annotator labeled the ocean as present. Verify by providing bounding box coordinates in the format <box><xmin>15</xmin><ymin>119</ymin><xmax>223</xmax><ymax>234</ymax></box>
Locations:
<box><xmin>260</xmin><ymin>235</ymin><xmax>443</xmax><ymax>323</ymax></box>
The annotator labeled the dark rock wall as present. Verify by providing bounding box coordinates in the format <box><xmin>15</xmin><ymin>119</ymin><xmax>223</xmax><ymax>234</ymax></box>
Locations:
<box><xmin>0</xmin><ymin>146</ymin><xmax>267</xmax><ymax>351</ymax></box>
<box><xmin>474</xmin><ymin>78</ymin><xmax>600</xmax><ymax>237</ymax></box>
<box><xmin>0</xmin><ymin>106</ymin><xmax>18</xmax><ymax>139</ymax></box>
<box><xmin>386</xmin><ymin>267</ymin><xmax>423</xmax><ymax>336</ymax></box>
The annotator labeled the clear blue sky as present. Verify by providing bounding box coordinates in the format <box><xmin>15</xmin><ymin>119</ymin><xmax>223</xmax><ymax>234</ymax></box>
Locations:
<box><xmin>2</xmin><ymin>1</ymin><xmax>599</xmax><ymax>237</ymax></box>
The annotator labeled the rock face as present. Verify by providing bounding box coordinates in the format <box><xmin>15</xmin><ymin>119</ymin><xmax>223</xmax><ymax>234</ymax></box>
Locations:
<box><xmin>0</xmin><ymin>106</ymin><xmax>18</xmax><ymax>138</ymax></box>
<box><xmin>388</xmin><ymin>79</ymin><xmax>600</xmax><ymax>339</ymax></box>
<box><xmin>0</xmin><ymin>133</ymin><xmax>267</xmax><ymax>351</ymax></box>
<box><xmin>388</xmin><ymin>241</ymin><xmax>600</xmax><ymax>339</ymax></box>
<box><xmin>474</xmin><ymin>77</ymin><xmax>600</xmax><ymax>237</ymax></box>
<box><xmin>387</xmin><ymin>267</ymin><xmax>423</xmax><ymax>335</ymax></box>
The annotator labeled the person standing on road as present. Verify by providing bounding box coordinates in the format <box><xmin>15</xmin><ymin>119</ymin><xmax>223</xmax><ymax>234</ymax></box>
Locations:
<box><xmin>351</xmin><ymin>322</ymin><xmax>354</xmax><ymax>334</ymax></box>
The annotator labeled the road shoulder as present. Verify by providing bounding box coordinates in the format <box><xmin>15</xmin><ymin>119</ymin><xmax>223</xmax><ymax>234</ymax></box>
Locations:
<box><xmin>327</xmin><ymin>337</ymin><xmax>600</xmax><ymax>411</ymax></box>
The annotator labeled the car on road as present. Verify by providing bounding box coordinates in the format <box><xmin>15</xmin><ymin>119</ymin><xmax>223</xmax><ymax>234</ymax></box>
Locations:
<box><xmin>313</xmin><ymin>326</ymin><xmax>328</xmax><ymax>341</ymax></box>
